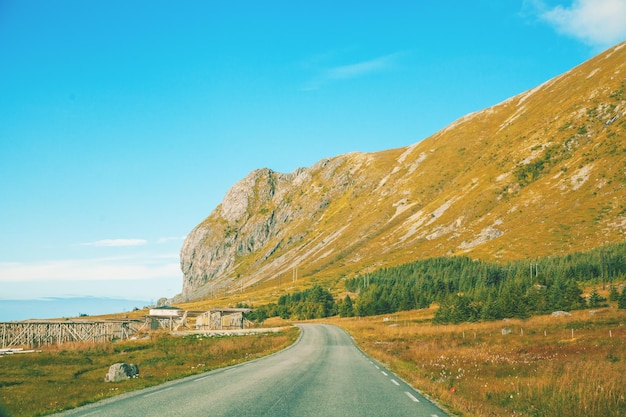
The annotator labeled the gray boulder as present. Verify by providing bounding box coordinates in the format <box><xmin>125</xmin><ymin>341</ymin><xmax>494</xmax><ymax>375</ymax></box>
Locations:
<box><xmin>105</xmin><ymin>363</ymin><xmax>139</xmax><ymax>382</ymax></box>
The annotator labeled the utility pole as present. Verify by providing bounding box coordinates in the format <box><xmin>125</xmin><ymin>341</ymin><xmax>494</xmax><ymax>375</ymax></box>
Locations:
<box><xmin>602</xmin><ymin>252</ymin><xmax>613</xmax><ymax>288</ymax></box>
<box><xmin>601</xmin><ymin>249</ymin><xmax>604</xmax><ymax>290</ymax></box>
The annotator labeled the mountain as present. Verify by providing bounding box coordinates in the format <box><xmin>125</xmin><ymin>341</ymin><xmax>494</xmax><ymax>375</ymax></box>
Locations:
<box><xmin>179</xmin><ymin>43</ymin><xmax>626</xmax><ymax>302</ymax></box>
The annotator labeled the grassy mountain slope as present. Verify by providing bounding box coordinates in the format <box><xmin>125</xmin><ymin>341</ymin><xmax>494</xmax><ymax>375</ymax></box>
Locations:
<box><xmin>179</xmin><ymin>42</ymin><xmax>626</xmax><ymax>302</ymax></box>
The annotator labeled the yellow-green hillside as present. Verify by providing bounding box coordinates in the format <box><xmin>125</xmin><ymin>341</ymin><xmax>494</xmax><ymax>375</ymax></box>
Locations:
<box><xmin>178</xmin><ymin>42</ymin><xmax>626</xmax><ymax>303</ymax></box>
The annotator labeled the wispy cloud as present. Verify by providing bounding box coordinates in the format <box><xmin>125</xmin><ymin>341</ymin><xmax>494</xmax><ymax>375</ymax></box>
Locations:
<box><xmin>79</xmin><ymin>238</ymin><xmax>148</xmax><ymax>247</ymax></box>
<box><xmin>528</xmin><ymin>0</ymin><xmax>626</xmax><ymax>48</ymax></box>
<box><xmin>326</xmin><ymin>55</ymin><xmax>399</xmax><ymax>80</ymax></box>
<box><xmin>156</xmin><ymin>236</ymin><xmax>187</xmax><ymax>244</ymax></box>
<box><xmin>0</xmin><ymin>253</ymin><xmax>181</xmax><ymax>283</ymax></box>
<box><xmin>303</xmin><ymin>52</ymin><xmax>405</xmax><ymax>91</ymax></box>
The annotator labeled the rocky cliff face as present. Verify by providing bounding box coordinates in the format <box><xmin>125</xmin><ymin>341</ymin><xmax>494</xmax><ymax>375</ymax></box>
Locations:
<box><xmin>179</xmin><ymin>43</ymin><xmax>626</xmax><ymax>301</ymax></box>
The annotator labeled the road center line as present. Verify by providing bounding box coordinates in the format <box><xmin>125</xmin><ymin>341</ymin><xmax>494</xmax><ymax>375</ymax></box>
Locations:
<box><xmin>390</xmin><ymin>379</ymin><xmax>400</xmax><ymax>386</ymax></box>
<box><xmin>381</xmin><ymin>371</ymin><xmax>388</xmax><ymax>376</ymax></box>
<box><xmin>405</xmin><ymin>391</ymin><xmax>420</xmax><ymax>402</ymax></box>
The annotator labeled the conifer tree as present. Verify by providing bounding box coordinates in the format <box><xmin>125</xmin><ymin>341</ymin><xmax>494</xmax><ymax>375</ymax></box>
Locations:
<box><xmin>339</xmin><ymin>295</ymin><xmax>355</xmax><ymax>317</ymax></box>
<box><xmin>618</xmin><ymin>288</ymin><xmax>626</xmax><ymax>310</ymax></box>
<box><xmin>588</xmin><ymin>288</ymin><xmax>602</xmax><ymax>308</ymax></box>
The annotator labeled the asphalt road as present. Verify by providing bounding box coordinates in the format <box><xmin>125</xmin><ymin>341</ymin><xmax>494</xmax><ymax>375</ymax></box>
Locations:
<box><xmin>54</xmin><ymin>324</ymin><xmax>450</xmax><ymax>417</ymax></box>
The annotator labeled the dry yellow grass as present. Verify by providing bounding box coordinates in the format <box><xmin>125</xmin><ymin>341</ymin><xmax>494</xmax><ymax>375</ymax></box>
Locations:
<box><xmin>0</xmin><ymin>328</ymin><xmax>298</xmax><ymax>417</ymax></box>
<box><xmin>327</xmin><ymin>306</ymin><xmax>626</xmax><ymax>417</ymax></box>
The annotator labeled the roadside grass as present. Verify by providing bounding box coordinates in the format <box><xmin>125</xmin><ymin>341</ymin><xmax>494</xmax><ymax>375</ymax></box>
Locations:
<box><xmin>0</xmin><ymin>327</ymin><xmax>298</xmax><ymax>417</ymax></box>
<box><xmin>329</xmin><ymin>306</ymin><xmax>626</xmax><ymax>417</ymax></box>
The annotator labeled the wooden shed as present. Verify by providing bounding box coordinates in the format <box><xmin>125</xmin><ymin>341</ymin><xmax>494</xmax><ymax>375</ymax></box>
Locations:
<box><xmin>147</xmin><ymin>306</ymin><xmax>186</xmax><ymax>330</ymax></box>
<box><xmin>195</xmin><ymin>308</ymin><xmax>253</xmax><ymax>330</ymax></box>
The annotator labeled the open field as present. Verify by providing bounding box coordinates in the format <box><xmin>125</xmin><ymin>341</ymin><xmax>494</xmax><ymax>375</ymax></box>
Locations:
<box><xmin>328</xmin><ymin>305</ymin><xmax>626</xmax><ymax>417</ymax></box>
<box><xmin>2</xmin><ymin>298</ymin><xmax>625</xmax><ymax>417</ymax></box>
<box><xmin>0</xmin><ymin>327</ymin><xmax>298</xmax><ymax>417</ymax></box>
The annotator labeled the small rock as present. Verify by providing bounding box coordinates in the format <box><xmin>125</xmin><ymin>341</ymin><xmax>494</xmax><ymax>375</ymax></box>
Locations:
<box><xmin>105</xmin><ymin>363</ymin><xmax>139</xmax><ymax>382</ymax></box>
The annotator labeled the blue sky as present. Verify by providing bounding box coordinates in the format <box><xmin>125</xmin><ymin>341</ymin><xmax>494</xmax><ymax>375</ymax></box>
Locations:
<box><xmin>1</xmin><ymin>1</ymin><xmax>625</xmax><ymax>304</ymax></box>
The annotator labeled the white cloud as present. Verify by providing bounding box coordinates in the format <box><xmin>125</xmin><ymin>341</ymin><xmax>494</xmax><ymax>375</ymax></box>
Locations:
<box><xmin>326</xmin><ymin>54</ymin><xmax>399</xmax><ymax>80</ymax></box>
<box><xmin>0</xmin><ymin>254</ymin><xmax>182</xmax><ymax>300</ymax></box>
<box><xmin>0</xmin><ymin>254</ymin><xmax>181</xmax><ymax>283</ymax></box>
<box><xmin>303</xmin><ymin>52</ymin><xmax>404</xmax><ymax>91</ymax></box>
<box><xmin>156</xmin><ymin>236</ymin><xmax>187</xmax><ymax>244</ymax></box>
<box><xmin>534</xmin><ymin>0</ymin><xmax>626</xmax><ymax>48</ymax></box>
<box><xmin>80</xmin><ymin>238</ymin><xmax>148</xmax><ymax>247</ymax></box>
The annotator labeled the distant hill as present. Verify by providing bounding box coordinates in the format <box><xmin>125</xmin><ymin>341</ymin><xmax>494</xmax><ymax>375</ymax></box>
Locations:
<box><xmin>0</xmin><ymin>297</ymin><xmax>150</xmax><ymax>321</ymax></box>
<box><xmin>178</xmin><ymin>42</ymin><xmax>626</xmax><ymax>302</ymax></box>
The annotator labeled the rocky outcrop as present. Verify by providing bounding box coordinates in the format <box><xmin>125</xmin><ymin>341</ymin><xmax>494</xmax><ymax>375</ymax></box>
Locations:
<box><xmin>178</xmin><ymin>157</ymin><xmax>357</xmax><ymax>300</ymax></box>
<box><xmin>179</xmin><ymin>43</ymin><xmax>626</xmax><ymax>301</ymax></box>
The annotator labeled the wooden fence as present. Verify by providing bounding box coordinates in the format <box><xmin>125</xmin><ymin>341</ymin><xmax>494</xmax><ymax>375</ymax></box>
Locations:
<box><xmin>0</xmin><ymin>319</ymin><xmax>146</xmax><ymax>348</ymax></box>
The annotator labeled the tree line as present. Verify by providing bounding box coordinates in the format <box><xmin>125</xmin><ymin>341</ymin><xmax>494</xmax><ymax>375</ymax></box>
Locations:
<box><xmin>246</xmin><ymin>242</ymin><xmax>626</xmax><ymax>324</ymax></box>
<box><xmin>245</xmin><ymin>285</ymin><xmax>337</xmax><ymax>322</ymax></box>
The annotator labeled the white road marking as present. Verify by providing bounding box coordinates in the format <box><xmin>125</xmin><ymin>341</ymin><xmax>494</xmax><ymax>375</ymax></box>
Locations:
<box><xmin>375</xmin><ymin>365</ymin><xmax>380</xmax><ymax>369</ymax></box>
<box><xmin>195</xmin><ymin>375</ymin><xmax>210</xmax><ymax>382</ymax></box>
<box><xmin>405</xmin><ymin>392</ymin><xmax>420</xmax><ymax>402</ymax></box>
<box><xmin>381</xmin><ymin>371</ymin><xmax>388</xmax><ymax>376</ymax></box>
<box><xmin>391</xmin><ymin>379</ymin><xmax>400</xmax><ymax>386</ymax></box>
<box><xmin>143</xmin><ymin>386</ymin><xmax>173</xmax><ymax>397</ymax></box>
